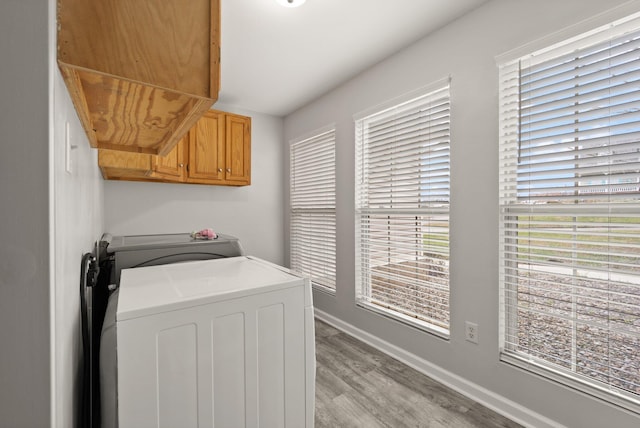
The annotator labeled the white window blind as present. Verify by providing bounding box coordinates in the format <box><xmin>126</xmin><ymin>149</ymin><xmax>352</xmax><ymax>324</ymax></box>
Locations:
<box><xmin>498</xmin><ymin>13</ymin><xmax>640</xmax><ymax>410</ymax></box>
<box><xmin>290</xmin><ymin>129</ymin><xmax>336</xmax><ymax>291</ymax></box>
<box><xmin>355</xmin><ymin>85</ymin><xmax>450</xmax><ymax>336</ymax></box>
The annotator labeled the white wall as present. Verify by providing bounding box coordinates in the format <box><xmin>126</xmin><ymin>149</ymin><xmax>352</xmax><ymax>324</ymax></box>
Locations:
<box><xmin>284</xmin><ymin>1</ymin><xmax>640</xmax><ymax>427</ymax></box>
<box><xmin>52</xmin><ymin>64</ymin><xmax>105</xmax><ymax>426</ymax></box>
<box><xmin>104</xmin><ymin>104</ymin><xmax>285</xmax><ymax>265</ymax></box>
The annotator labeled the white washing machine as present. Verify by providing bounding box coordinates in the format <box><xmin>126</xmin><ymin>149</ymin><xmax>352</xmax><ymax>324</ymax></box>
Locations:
<box><xmin>101</xmin><ymin>256</ymin><xmax>315</xmax><ymax>428</ymax></box>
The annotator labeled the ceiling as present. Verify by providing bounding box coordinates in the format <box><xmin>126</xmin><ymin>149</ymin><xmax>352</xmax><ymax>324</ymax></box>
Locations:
<box><xmin>217</xmin><ymin>0</ymin><xmax>489</xmax><ymax>117</ymax></box>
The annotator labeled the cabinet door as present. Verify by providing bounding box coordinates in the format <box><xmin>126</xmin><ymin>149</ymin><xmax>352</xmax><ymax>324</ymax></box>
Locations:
<box><xmin>225</xmin><ymin>114</ymin><xmax>251</xmax><ymax>185</ymax></box>
<box><xmin>152</xmin><ymin>137</ymin><xmax>187</xmax><ymax>181</ymax></box>
<box><xmin>186</xmin><ymin>110</ymin><xmax>225</xmax><ymax>184</ymax></box>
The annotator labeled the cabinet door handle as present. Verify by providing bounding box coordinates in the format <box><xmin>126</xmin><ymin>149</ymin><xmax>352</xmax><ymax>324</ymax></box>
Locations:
<box><xmin>179</xmin><ymin>163</ymin><xmax>184</xmax><ymax>168</ymax></box>
<box><xmin>218</xmin><ymin>168</ymin><xmax>223</xmax><ymax>173</ymax></box>
<box><xmin>226</xmin><ymin>168</ymin><xmax>231</xmax><ymax>173</ymax></box>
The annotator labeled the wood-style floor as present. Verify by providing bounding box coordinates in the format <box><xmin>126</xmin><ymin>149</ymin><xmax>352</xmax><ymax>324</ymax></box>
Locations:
<box><xmin>314</xmin><ymin>319</ymin><xmax>523</xmax><ymax>428</ymax></box>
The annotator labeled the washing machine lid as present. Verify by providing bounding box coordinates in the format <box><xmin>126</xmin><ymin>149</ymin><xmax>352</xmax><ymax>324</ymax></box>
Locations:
<box><xmin>104</xmin><ymin>232</ymin><xmax>244</xmax><ymax>254</ymax></box>
<box><xmin>116</xmin><ymin>256</ymin><xmax>307</xmax><ymax>321</ymax></box>
<box><xmin>102</xmin><ymin>232</ymin><xmax>246</xmax><ymax>285</ymax></box>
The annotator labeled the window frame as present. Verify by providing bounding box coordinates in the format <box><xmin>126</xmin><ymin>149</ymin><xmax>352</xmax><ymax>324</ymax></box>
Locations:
<box><xmin>289</xmin><ymin>126</ymin><xmax>337</xmax><ymax>293</ymax></box>
<box><xmin>498</xmin><ymin>11</ymin><xmax>640</xmax><ymax>412</ymax></box>
<box><xmin>354</xmin><ymin>80</ymin><xmax>451</xmax><ymax>337</ymax></box>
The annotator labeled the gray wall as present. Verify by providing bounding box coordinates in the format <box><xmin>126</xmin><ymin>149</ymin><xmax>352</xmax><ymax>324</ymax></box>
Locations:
<box><xmin>284</xmin><ymin>1</ymin><xmax>640</xmax><ymax>427</ymax></box>
<box><xmin>104</xmin><ymin>104</ymin><xmax>286</xmax><ymax>265</ymax></box>
<box><xmin>1</xmin><ymin>1</ymin><xmax>105</xmax><ymax>427</ymax></box>
<box><xmin>0</xmin><ymin>1</ymin><xmax>53</xmax><ymax>426</ymax></box>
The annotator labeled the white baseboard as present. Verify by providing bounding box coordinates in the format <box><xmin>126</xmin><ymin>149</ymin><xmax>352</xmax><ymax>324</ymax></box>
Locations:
<box><xmin>314</xmin><ymin>309</ymin><xmax>564</xmax><ymax>428</ymax></box>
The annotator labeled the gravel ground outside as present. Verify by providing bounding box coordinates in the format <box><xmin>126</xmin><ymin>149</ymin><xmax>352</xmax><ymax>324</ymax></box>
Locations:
<box><xmin>369</xmin><ymin>257</ymin><xmax>640</xmax><ymax>398</ymax></box>
<box><xmin>516</xmin><ymin>269</ymin><xmax>640</xmax><ymax>395</ymax></box>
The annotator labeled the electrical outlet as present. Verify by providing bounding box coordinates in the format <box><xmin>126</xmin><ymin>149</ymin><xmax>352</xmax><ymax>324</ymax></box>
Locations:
<box><xmin>465</xmin><ymin>321</ymin><xmax>479</xmax><ymax>344</ymax></box>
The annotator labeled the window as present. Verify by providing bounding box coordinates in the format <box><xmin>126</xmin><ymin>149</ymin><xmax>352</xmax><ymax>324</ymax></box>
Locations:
<box><xmin>498</xmin><ymin>13</ymin><xmax>640</xmax><ymax>410</ymax></box>
<box><xmin>290</xmin><ymin>128</ymin><xmax>336</xmax><ymax>291</ymax></box>
<box><xmin>355</xmin><ymin>83</ymin><xmax>450</xmax><ymax>336</ymax></box>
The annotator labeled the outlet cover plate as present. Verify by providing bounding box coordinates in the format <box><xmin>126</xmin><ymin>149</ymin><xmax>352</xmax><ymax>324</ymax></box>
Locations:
<box><xmin>465</xmin><ymin>321</ymin><xmax>479</xmax><ymax>344</ymax></box>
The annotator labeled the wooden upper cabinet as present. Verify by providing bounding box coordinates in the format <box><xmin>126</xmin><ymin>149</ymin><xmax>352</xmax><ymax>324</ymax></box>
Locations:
<box><xmin>152</xmin><ymin>138</ymin><xmax>187</xmax><ymax>181</ymax></box>
<box><xmin>225</xmin><ymin>114</ymin><xmax>251</xmax><ymax>185</ymax></box>
<box><xmin>57</xmin><ymin>0</ymin><xmax>220</xmax><ymax>156</ymax></box>
<box><xmin>185</xmin><ymin>110</ymin><xmax>251</xmax><ymax>185</ymax></box>
<box><xmin>97</xmin><ymin>137</ymin><xmax>186</xmax><ymax>181</ymax></box>
<box><xmin>98</xmin><ymin>110</ymin><xmax>251</xmax><ymax>187</ymax></box>
<box><xmin>186</xmin><ymin>111</ymin><xmax>226</xmax><ymax>184</ymax></box>
<box><xmin>97</xmin><ymin>149</ymin><xmax>153</xmax><ymax>180</ymax></box>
